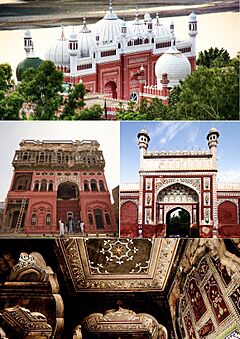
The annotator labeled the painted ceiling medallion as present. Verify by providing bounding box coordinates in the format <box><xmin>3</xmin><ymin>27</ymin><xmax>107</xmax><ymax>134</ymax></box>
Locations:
<box><xmin>57</xmin><ymin>238</ymin><xmax>179</xmax><ymax>292</ymax></box>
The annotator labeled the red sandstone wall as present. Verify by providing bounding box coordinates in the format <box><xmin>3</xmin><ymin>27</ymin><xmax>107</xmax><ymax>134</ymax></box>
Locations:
<box><xmin>120</xmin><ymin>201</ymin><xmax>138</xmax><ymax>237</ymax></box>
<box><xmin>218</xmin><ymin>201</ymin><xmax>239</xmax><ymax>237</ymax></box>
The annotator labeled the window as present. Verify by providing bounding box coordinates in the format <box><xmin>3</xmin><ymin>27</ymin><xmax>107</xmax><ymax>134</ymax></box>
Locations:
<box><xmin>94</xmin><ymin>208</ymin><xmax>104</xmax><ymax>229</ymax></box>
<box><xmin>48</xmin><ymin>181</ymin><xmax>53</xmax><ymax>191</ymax></box>
<box><xmin>99</xmin><ymin>180</ymin><xmax>105</xmax><ymax>192</ymax></box>
<box><xmin>31</xmin><ymin>213</ymin><xmax>37</xmax><ymax>225</ymax></box>
<box><xmin>88</xmin><ymin>213</ymin><xmax>93</xmax><ymax>225</ymax></box>
<box><xmin>84</xmin><ymin>180</ymin><xmax>90</xmax><ymax>191</ymax></box>
<box><xmin>105</xmin><ymin>213</ymin><xmax>111</xmax><ymax>225</ymax></box>
<box><xmin>46</xmin><ymin>213</ymin><xmax>51</xmax><ymax>225</ymax></box>
<box><xmin>101</xmin><ymin>50</ymin><xmax>116</xmax><ymax>57</ymax></box>
<box><xmin>40</xmin><ymin>179</ymin><xmax>47</xmax><ymax>192</ymax></box>
<box><xmin>34</xmin><ymin>181</ymin><xmax>39</xmax><ymax>191</ymax></box>
<box><xmin>90</xmin><ymin>179</ymin><xmax>98</xmax><ymax>192</ymax></box>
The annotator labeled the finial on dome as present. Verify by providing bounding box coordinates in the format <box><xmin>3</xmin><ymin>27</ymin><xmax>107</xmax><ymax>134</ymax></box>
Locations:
<box><xmin>109</xmin><ymin>0</ymin><xmax>113</xmax><ymax>14</ymax></box>
<box><xmin>60</xmin><ymin>24</ymin><xmax>66</xmax><ymax>40</ymax></box>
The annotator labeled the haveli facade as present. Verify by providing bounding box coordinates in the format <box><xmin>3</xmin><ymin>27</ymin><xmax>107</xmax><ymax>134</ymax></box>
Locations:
<box><xmin>120</xmin><ymin>128</ymin><xmax>240</xmax><ymax>238</ymax></box>
<box><xmin>2</xmin><ymin>139</ymin><xmax>118</xmax><ymax>236</ymax></box>
<box><xmin>20</xmin><ymin>1</ymin><xmax>197</xmax><ymax>102</ymax></box>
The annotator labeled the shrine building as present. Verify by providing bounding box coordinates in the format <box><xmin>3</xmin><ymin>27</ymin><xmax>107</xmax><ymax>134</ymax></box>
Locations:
<box><xmin>2</xmin><ymin>139</ymin><xmax>118</xmax><ymax>236</ymax></box>
<box><xmin>120</xmin><ymin>127</ymin><xmax>240</xmax><ymax>238</ymax></box>
<box><xmin>18</xmin><ymin>1</ymin><xmax>197</xmax><ymax>102</ymax></box>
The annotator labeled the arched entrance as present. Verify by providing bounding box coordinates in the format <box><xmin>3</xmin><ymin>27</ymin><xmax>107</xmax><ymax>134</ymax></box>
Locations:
<box><xmin>166</xmin><ymin>207</ymin><xmax>190</xmax><ymax>238</ymax></box>
<box><xmin>130</xmin><ymin>74</ymin><xmax>140</xmax><ymax>101</ymax></box>
<box><xmin>57</xmin><ymin>182</ymin><xmax>80</xmax><ymax>229</ymax></box>
<box><xmin>104</xmin><ymin>81</ymin><xmax>117</xmax><ymax>99</ymax></box>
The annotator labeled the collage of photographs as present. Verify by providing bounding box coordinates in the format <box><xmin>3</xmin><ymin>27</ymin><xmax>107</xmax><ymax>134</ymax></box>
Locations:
<box><xmin>0</xmin><ymin>0</ymin><xmax>239</xmax><ymax>338</ymax></box>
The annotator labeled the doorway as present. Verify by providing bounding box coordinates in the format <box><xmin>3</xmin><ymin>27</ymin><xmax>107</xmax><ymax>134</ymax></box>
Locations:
<box><xmin>166</xmin><ymin>207</ymin><xmax>190</xmax><ymax>238</ymax></box>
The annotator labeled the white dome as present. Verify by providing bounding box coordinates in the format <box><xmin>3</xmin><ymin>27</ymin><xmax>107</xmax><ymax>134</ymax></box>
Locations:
<box><xmin>189</xmin><ymin>12</ymin><xmax>197</xmax><ymax>22</ymax></box>
<box><xmin>94</xmin><ymin>7</ymin><xmax>123</xmax><ymax>44</ymax></box>
<box><xmin>144</xmin><ymin>12</ymin><xmax>152</xmax><ymax>22</ymax></box>
<box><xmin>155</xmin><ymin>46</ymin><xmax>191</xmax><ymax>88</ymax></box>
<box><xmin>131</xmin><ymin>13</ymin><xmax>148</xmax><ymax>36</ymax></box>
<box><xmin>153</xmin><ymin>15</ymin><xmax>172</xmax><ymax>38</ymax></box>
<box><xmin>45</xmin><ymin>28</ymin><xmax>70</xmax><ymax>65</ymax></box>
<box><xmin>24</xmin><ymin>29</ymin><xmax>31</xmax><ymax>39</ymax></box>
<box><xmin>69</xmin><ymin>30</ymin><xmax>78</xmax><ymax>41</ymax></box>
<box><xmin>78</xmin><ymin>20</ymin><xmax>96</xmax><ymax>58</ymax></box>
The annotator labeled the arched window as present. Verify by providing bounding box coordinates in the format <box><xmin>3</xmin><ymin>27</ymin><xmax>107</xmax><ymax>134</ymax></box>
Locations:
<box><xmin>91</xmin><ymin>179</ymin><xmax>98</xmax><ymax>192</ymax></box>
<box><xmin>46</xmin><ymin>213</ymin><xmax>51</xmax><ymax>225</ymax></box>
<box><xmin>105</xmin><ymin>212</ymin><xmax>111</xmax><ymax>225</ymax></box>
<box><xmin>40</xmin><ymin>179</ymin><xmax>47</xmax><ymax>192</ymax></box>
<box><xmin>48</xmin><ymin>181</ymin><xmax>53</xmax><ymax>191</ymax></box>
<box><xmin>31</xmin><ymin>213</ymin><xmax>37</xmax><ymax>225</ymax></box>
<box><xmin>84</xmin><ymin>180</ymin><xmax>90</xmax><ymax>191</ymax></box>
<box><xmin>39</xmin><ymin>152</ymin><xmax>44</xmax><ymax>163</ymax></box>
<box><xmin>34</xmin><ymin>180</ymin><xmax>39</xmax><ymax>191</ymax></box>
<box><xmin>94</xmin><ymin>208</ymin><xmax>104</xmax><ymax>229</ymax></box>
<box><xmin>99</xmin><ymin>180</ymin><xmax>105</xmax><ymax>192</ymax></box>
<box><xmin>88</xmin><ymin>213</ymin><xmax>93</xmax><ymax>225</ymax></box>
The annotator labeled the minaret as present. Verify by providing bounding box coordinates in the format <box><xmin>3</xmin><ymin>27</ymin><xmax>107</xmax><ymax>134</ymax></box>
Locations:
<box><xmin>206</xmin><ymin>127</ymin><xmax>219</xmax><ymax>169</ymax></box>
<box><xmin>68</xmin><ymin>27</ymin><xmax>78</xmax><ymax>79</ymax></box>
<box><xmin>24</xmin><ymin>29</ymin><xmax>32</xmax><ymax>56</ymax></box>
<box><xmin>121</xmin><ymin>19</ymin><xmax>127</xmax><ymax>37</ymax></box>
<box><xmin>188</xmin><ymin>12</ymin><xmax>198</xmax><ymax>56</ymax></box>
<box><xmin>137</xmin><ymin>129</ymin><xmax>150</xmax><ymax>170</ymax></box>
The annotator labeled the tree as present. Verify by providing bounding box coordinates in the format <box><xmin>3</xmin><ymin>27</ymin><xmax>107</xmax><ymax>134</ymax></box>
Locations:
<box><xmin>0</xmin><ymin>63</ymin><xmax>14</xmax><ymax>91</ymax></box>
<box><xmin>116</xmin><ymin>98</ymin><xmax>169</xmax><ymax>120</ymax></box>
<box><xmin>0</xmin><ymin>91</ymin><xmax>24</xmax><ymax>120</ymax></box>
<box><xmin>62</xmin><ymin>83</ymin><xmax>86</xmax><ymax>120</ymax></box>
<box><xmin>197</xmin><ymin>47</ymin><xmax>230</xmax><ymax>68</ymax></box>
<box><xmin>18</xmin><ymin>61</ymin><xmax>63</xmax><ymax>120</ymax></box>
<box><xmin>73</xmin><ymin>104</ymin><xmax>103</xmax><ymax>120</ymax></box>
<box><xmin>169</xmin><ymin>63</ymin><xmax>239</xmax><ymax>120</ymax></box>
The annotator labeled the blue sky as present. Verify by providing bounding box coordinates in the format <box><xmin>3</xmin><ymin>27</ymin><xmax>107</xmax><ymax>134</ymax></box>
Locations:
<box><xmin>0</xmin><ymin>121</ymin><xmax>120</xmax><ymax>201</ymax></box>
<box><xmin>120</xmin><ymin>121</ymin><xmax>240</xmax><ymax>184</ymax></box>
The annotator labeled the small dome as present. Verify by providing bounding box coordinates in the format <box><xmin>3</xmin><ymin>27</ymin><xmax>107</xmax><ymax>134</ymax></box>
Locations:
<box><xmin>153</xmin><ymin>14</ymin><xmax>172</xmax><ymax>38</ymax></box>
<box><xmin>24</xmin><ymin>29</ymin><xmax>31</xmax><ymax>39</ymax></box>
<box><xmin>132</xmin><ymin>12</ymin><xmax>148</xmax><ymax>36</ymax></box>
<box><xmin>207</xmin><ymin>127</ymin><xmax>220</xmax><ymax>139</ymax></box>
<box><xmin>16</xmin><ymin>51</ymin><xmax>44</xmax><ymax>81</ymax></box>
<box><xmin>94</xmin><ymin>6</ymin><xmax>123</xmax><ymax>44</ymax></box>
<box><xmin>69</xmin><ymin>30</ymin><xmax>78</xmax><ymax>41</ymax></box>
<box><xmin>45</xmin><ymin>27</ymin><xmax>70</xmax><ymax>65</ymax></box>
<box><xmin>189</xmin><ymin>12</ymin><xmax>197</xmax><ymax>22</ymax></box>
<box><xmin>78</xmin><ymin>19</ymin><xmax>95</xmax><ymax>58</ymax></box>
<box><xmin>155</xmin><ymin>45</ymin><xmax>191</xmax><ymax>88</ymax></box>
<box><xmin>144</xmin><ymin>12</ymin><xmax>152</xmax><ymax>22</ymax></box>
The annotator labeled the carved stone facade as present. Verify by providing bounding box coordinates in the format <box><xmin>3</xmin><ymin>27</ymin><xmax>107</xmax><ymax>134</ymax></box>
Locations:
<box><xmin>120</xmin><ymin>128</ymin><xmax>240</xmax><ymax>238</ymax></box>
<box><xmin>2</xmin><ymin>140</ymin><xmax>118</xmax><ymax>236</ymax></box>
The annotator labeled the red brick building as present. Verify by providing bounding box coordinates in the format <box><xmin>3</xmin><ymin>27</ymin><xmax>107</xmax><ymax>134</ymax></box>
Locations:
<box><xmin>120</xmin><ymin>128</ymin><xmax>240</xmax><ymax>238</ymax></box>
<box><xmin>23</xmin><ymin>2</ymin><xmax>197</xmax><ymax>101</ymax></box>
<box><xmin>2</xmin><ymin>140</ymin><xmax>118</xmax><ymax>236</ymax></box>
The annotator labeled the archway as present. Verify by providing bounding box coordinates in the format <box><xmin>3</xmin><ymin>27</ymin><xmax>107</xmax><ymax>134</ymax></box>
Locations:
<box><xmin>130</xmin><ymin>74</ymin><xmax>140</xmax><ymax>101</ymax></box>
<box><xmin>166</xmin><ymin>207</ymin><xmax>190</xmax><ymax>238</ymax></box>
<box><xmin>104</xmin><ymin>81</ymin><xmax>117</xmax><ymax>99</ymax></box>
<box><xmin>57</xmin><ymin>182</ymin><xmax>80</xmax><ymax>229</ymax></box>
<box><xmin>120</xmin><ymin>201</ymin><xmax>138</xmax><ymax>237</ymax></box>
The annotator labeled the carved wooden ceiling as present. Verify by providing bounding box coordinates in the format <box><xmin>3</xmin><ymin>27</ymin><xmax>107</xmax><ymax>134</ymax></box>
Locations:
<box><xmin>56</xmin><ymin>238</ymin><xmax>179</xmax><ymax>292</ymax></box>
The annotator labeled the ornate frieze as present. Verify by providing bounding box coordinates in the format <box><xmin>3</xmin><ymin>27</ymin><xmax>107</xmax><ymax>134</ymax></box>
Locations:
<box><xmin>9</xmin><ymin>252</ymin><xmax>48</xmax><ymax>282</ymax></box>
<box><xmin>82</xmin><ymin>307</ymin><xmax>168</xmax><ymax>339</ymax></box>
<box><xmin>155</xmin><ymin>177</ymin><xmax>201</xmax><ymax>195</ymax></box>
<box><xmin>0</xmin><ymin>306</ymin><xmax>52</xmax><ymax>337</ymax></box>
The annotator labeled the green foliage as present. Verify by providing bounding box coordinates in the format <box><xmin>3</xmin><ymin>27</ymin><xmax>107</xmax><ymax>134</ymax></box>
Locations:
<box><xmin>116</xmin><ymin>98</ymin><xmax>169</xmax><ymax>120</ymax></box>
<box><xmin>18</xmin><ymin>61</ymin><xmax>63</xmax><ymax>120</ymax></box>
<box><xmin>0</xmin><ymin>63</ymin><xmax>14</xmax><ymax>91</ymax></box>
<box><xmin>73</xmin><ymin>104</ymin><xmax>103</xmax><ymax>120</ymax></box>
<box><xmin>169</xmin><ymin>64</ymin><xmax>239</xmax><ymax>120</ymax></box>
<box><xmin>62</xmin><ymin>83</ymin><xmax>86</xmax><ymax>120</ymax></box>
<box><xmin>197</xmin><ymin>47</ymin><xmax>230</xmax><ymax>68</ymax></box>
<box><xmin>0</xmin><ymin>91</ymin><xmax>24</xmax><ymax>120</ymax></box>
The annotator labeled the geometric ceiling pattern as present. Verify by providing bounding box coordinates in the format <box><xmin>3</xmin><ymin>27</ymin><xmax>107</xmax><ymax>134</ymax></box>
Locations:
<box><xmin>56</xmin><ymin>238</ymin><xmax>179</xmax><ymax>292</ymax></box>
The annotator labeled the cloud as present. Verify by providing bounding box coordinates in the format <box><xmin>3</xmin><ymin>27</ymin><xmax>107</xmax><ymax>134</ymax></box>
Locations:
<box><xmin>150</xmin><ymin>122</ymin><xmax>190</xmax><ymax>146</ymax></box>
